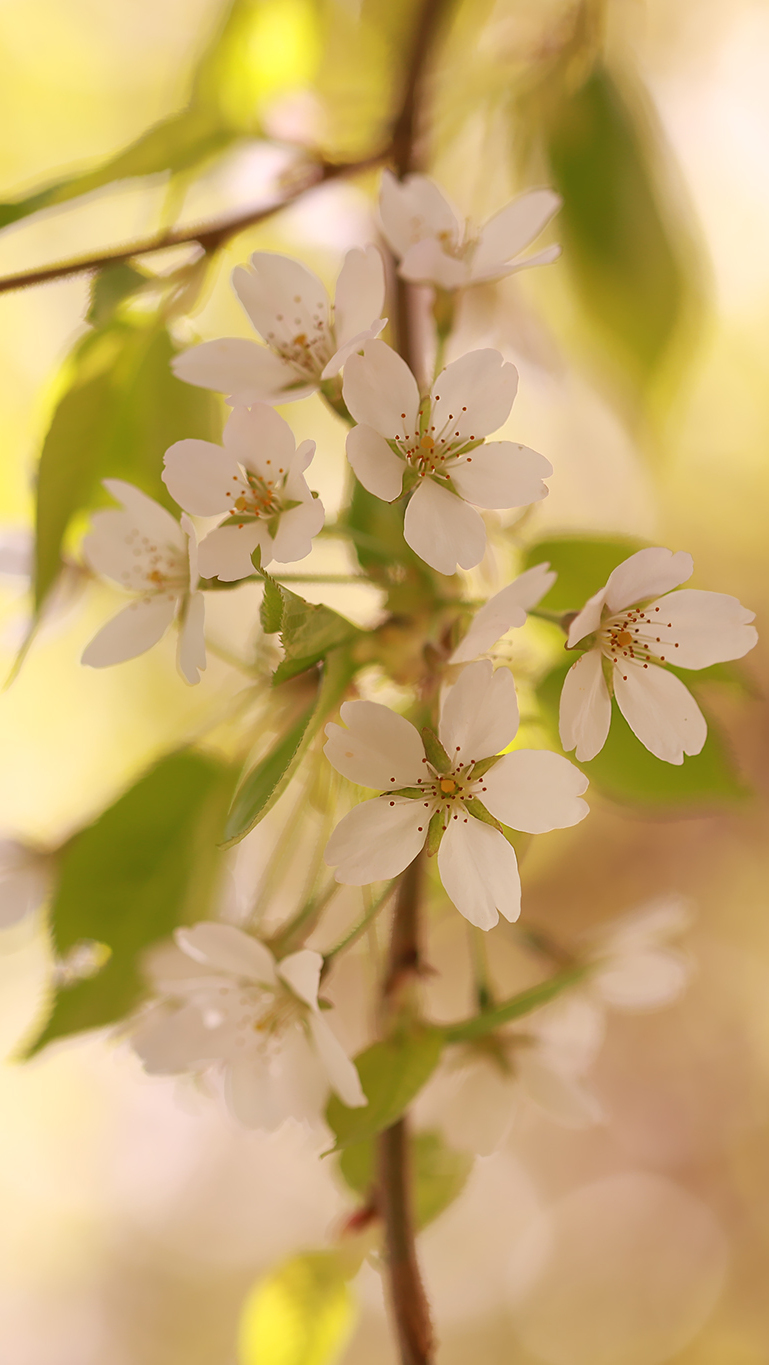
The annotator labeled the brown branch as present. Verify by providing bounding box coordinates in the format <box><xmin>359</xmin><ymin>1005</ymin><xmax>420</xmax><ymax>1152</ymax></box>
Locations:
<box><xmin>378</xmin><ymin>1118</ymin><xmax>434</xmax><ymax>1365</ymax></box>
<box><xmin>383</xmin><ymin>851</ymin><xmax>425</xmax><ymax>1001</ymax></box>
<box><xmin>391</xmin><ymin>0</ymin><xmax>452</xmax><ymax>178</ymax></box>
<box><xmin>0</xmin><ymin>150</ymin><xmax>387</xmax><ymax>297</ymax></box>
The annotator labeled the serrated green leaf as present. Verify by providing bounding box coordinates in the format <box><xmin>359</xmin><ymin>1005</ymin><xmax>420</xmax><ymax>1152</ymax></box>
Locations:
<box><xmin>543</xmin><ymin>63</ymin><xmax>696</xmax><ymax>385</ymax></box>
<box><xmin>521</xmin><ymin>535</ymin><xmax>645</xmax><ymax>613</ymax></box>
<box><xmin>238</xmin><ymin>1251</ymin><xmax>356</xmax><ymax>1365</ymax></box>
<box><xmin>256</xmin><ymin>571</ymin><xmax>359</xmax><ymax>683</ymax></box>
<box><xmin>326</xmin><ymin>1029</ymin><xmax>443</xmax><ymax>1151</ymax></box>
<box><xmin>223</xmin><ymin>647</ymin><xmax>356</xmax><ymax>848</ymax></box>
<box><xmin>339</xmin><ymin>1129</ymin><xmax>472</xmax><ymax>1230</ymax></box>
<box><xmin>34</xmin><ymin>318</ymin><xmax>221</xmax><ymax>612</ymax></box>
<box><xmin>25</xmin><ymin>750</ymin><xmax>236</xmax><ymax>1055</ymax></box>
<box><xmin>538</xmin><ymin>661</ymin><xmax>749</xmax><ymax>808</ymax></box>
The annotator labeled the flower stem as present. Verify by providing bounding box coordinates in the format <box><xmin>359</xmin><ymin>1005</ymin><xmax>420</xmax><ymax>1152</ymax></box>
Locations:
<box><xmin>378</xmin><ymin>1116</ymin><xmax>434</xmax><ymax>1365</ymax></box>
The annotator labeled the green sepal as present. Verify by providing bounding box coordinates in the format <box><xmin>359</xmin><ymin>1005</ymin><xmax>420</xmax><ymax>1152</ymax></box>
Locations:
<box><xmin>425</xmin><ymin>809</ymin><xmax>445</xmax><ymax>857</ymax></box>
<box><xmin>463</xmin><ymin>797</ymin><xmax>503</xmax><ymax>832</ymax></box>
<box><xmin>390</xmin><ymin>787</ymin><xmax>429</xmax><ymax>800</ymax></box>
<box><xmin>421</xmin><ymin>726</ymin><xmax>452</xmax><ymax>773</ymax></box>
<box><xmin>467</xmin><ymin>754</ymin><xmax>502</xmax><ymax>780</ymax></box>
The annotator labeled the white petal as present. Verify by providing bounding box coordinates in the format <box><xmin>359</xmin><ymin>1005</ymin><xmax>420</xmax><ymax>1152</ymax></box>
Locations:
<box><xmin>172</xmin><ymin>338</ymin><xmax>301</xmax><ymax>405</ymax></box>
<box><xmin>234</xmin><ymin>253</ymin><xmax>330</xmax><ymax>349</ymax></box>
<box><xmin>516</xmin><ymin>1054</ymin><xmax>603</xmax><ymax>1128</ymax></box>
<box><xmin>424</xmin><ymin>1057</ymin><xmax>517</xmax><ymax>1156</ymax></box>
<box><xmin>645</xmin><ymin>588</ymin><xmax>757</xmax><ymax>669</ymax></box>
<box><xmin>613</xmin><ymin>664</ymin><xmax>707</xmax><ymax>763</ymax></box>
<box><xmin>132</xmin><ymin>1002</ymin><xmax>224</xmax><ymax>1073</ymax></box>
<box><xmin>0</xmin><ymin>528</ymin><xmax>32</xmax><ymax>579</ymax></box>
<box><xmin>482</xmin><ymin>749</ymin><xmax>589</xmax><ymax>833</ymax></box>
<box><xmin>223</xmin><ymin>1049</ymin><xmax>287</xmax><ymax>1129</ymax></box>
<box><xmin>81</xmin><ymin>595</ymin><xmax>177</xmax><ymax>668</ymax></box>
<box><xmin>530</xmin><ymin>996</ymin><xmax>606</xmax><ymax>1073</ymax></box>
<box><xmin>437</xmin><ymin>817</ymin><xmax>521</xmax><ymax>929</ymax></box>
<box><xmin>559</xmin><ymin>649</ymin><xmax>612</xmax><ymax>760</ymax></box>
<box><xmin>431</xmin><ymin>349</ymin><xmax>518</xmax><ymax>444</ymax></box>
<box><xmin>0</xmin><ymin>843</ymin><xmax>49</xmax><ymax>927</ymax></box>
<box><xmin>604</xmin><ymin>547</ymin><xmax>693</xmax><ymax>614</ymax></box>
<box><xmin>471</xmin><ymin>242</ymin><xmax>562</xmax><ymax>284</ymax></box>
<box><xmin>324</xmin><ymin>798</ymin><xmax>428</xmax><ymax>885</ymax></box>
<box><xmin>378</xmin><ymin>169</ymin><xmax>461</xmax><ymax>259</ymax></box>
<box><xmin>333</xmin><ymin>245</ymin><xmax>386</xmax><ymax>348</ymax></box>
<box><xmin>224</xmin><ymin>402</ymin><xmax>298</xmax><ymax>476</ymax></box>
<box><xmin>324</xmin><ymin>699</ymin><xmax>426</xmax><ymax>789</ymax></box>
<box><xmin>342</xmin><ymin>340</ymin><xmax>420</xmax><ymax>437</ymax></box>
<box><xmin>346</xmin><ymin>424</ymin><xmax>404</xmax><ymax>501</ymax></box>
<box><xmin>566</xmin><ymin>587</ymin><xmax>609</xmax><ymax>647</ymax></box>
<box><xmin>449</xmin><ymin>564</ymin><xmax>556</xmax><ymax>664</ymax></box>
<box><xmin>450</xmin><ymin>441</ymin><xmax>551</xmax><ymax>509</ymax></box>
<box><xmin>600</xmin><ymin>896</ymin><xmax>693</xmax><ymax>954</ymax></box>
<box><xmin>471</xmin><ymin>188</ymin><xmax>562</xmax><ymax>279</ymax></box>
<box><xmin>403</xmin><ymin>480</ymin><xmax>486</xmax><ymax>575</ymax></box>
<box><xmin>399</xmin><ymin>238</ymin><xmax>469</xmax><ymax>288</ymax></box>
<box><xmin>176</xmin><ymin>922</ymin><xmax>277</xmax><ymax>985</ymax></box>
<box><xmin>277</xmin><ymin>949</ymin><xmax>323</xmax><ymax>1008</ymax></box>
<box><xmin>321</xmin><ymin>318</ymin><xmax>387</xmax><ymax>379</ymax></box>
<box><xmin>163</xmin><ymin>439</ymin><xmax>240</xmax><ymax>516</ymax></box>
<box><xmin>593</xmin><ymin>948</ymin><xmax>690</xmax><ymax>1010</ymax></box>
<box><xmin>102</xmin><ymin>479</ymin><xmax>185</xmax><ymax>549</ymax></box>
<box><xmin>439</xmin><ymin>658</ymin><xmax>518</xmax><ymax>762</ymax></box>
<box><xmin>270</xmin><ymin>498</ymin><xmax>325</xmax><ymax>565</ymax></box>
<box><xmin>197</xmin><ymin>522</ymin><xmax>264</xmax><ymax>582</ymax></box>
<box><xmin>308</xmin><ymin>1013</ymin><xmax>367</xmax><ymax>1107</ymax></box>
<box><xmin>176</xmin><ymin>591</ymin><xmax>206</xmax><ymax>685</ymax></box>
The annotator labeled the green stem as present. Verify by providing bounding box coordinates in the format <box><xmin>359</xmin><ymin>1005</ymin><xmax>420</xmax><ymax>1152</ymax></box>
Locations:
<box><xmin>443</xmin><ymin>965</ymin><xmax>587</xmax><ymax>1044</ymax></box>
<box><xmin>322</xmin><ymin>880</ymin><xmax>397</xmax><ymax>971</ymax></box>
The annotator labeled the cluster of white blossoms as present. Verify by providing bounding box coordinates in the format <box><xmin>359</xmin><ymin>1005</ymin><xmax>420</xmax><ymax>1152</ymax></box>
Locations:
<box><xmin>66</xmin><ymin>168</ymin><xmax>758</xmax><ymax>1136</ymax></box>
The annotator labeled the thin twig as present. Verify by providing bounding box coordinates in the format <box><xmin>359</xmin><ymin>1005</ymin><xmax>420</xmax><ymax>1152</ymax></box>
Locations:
<box><xmin>0</xmin><ymin>150</ymin><xmax>388</xmax><ymax>297</ymax></box>
<box><xmin>378</xmin><ymin>1118</ymin><xmax>434</xmax><ymax>1365</ymax></box>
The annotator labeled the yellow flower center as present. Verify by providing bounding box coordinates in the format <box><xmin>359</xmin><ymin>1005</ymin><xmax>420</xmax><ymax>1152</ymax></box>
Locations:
<box><xmin>439</xmin><ymin>777</ymin><xmax>457</xmax><ymax>793</ymax></box>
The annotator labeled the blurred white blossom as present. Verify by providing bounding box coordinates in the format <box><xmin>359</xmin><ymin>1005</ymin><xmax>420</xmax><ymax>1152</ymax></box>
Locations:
<box><xmin>324</xmin><ymin>659</ymin><xmax>588</xmax><ymax>929</ymax></box>
<box><xmin>448</xmin><ymin>562</ymin><xmax>556</xmax><ymax>666</ymax></box>
<box><xmin>379</xmin><ymin>171</ymin><xmax>561</xmax><ymax>288</ymax></box>
<box><xmin>343</xmin><ymin>340</ymin><xmax>551</xmax><ymax>574</ymax></box>
<box><xmin>172</xmin><ymin>247</ymin><xmax>385</xmax><ymax>405</ymax></box>
<box><xmin>131</xmin><ymin>922</ymin><xmax>366</xmax><ymax>1128</ymax></box>
<box><xmin>163</xmin><ymin>404</ymin><xmax>324</xmax><ymax>581</ymax></box>
<box><xmin>81</xmin><ymin>480</ymin><xmax>206</xmax><ymax>684</ymax></box>
<box><xmin>559</xmin><ymin>547</ymin><xmax>757</xmax><ymax>763</ymax></box>
<box><xmin>0</xmin><ymin>839</ymin><xmax>51</xmax><ymax>929</ymax></box>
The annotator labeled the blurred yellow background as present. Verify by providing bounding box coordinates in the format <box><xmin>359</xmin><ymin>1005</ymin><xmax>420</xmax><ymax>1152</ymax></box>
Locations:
<box><xmin>1</xmin><ymin>1</ymin><xmax>769</xmax><ymax>1362</ymax></box>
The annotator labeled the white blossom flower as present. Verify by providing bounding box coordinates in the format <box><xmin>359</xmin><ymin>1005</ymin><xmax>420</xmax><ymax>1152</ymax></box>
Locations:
<box><xmin>131</xmin><ymin>922</ymin><xmax>366</xmax><ymax>1129</ymax></box>
<box><xmin>163</xmin><ymin>404</ymin><xmax>325</xmax><ymax>582</ymax></box>
<box><xmin>81</xmin><ymin>480</ymin><xmax>206</xmax><ymax>684</ymax></box>
<box><xmin>342</xmin><ymin>340</ymin><xmax>552</xmax><ymax>575</ymax></box>
<box><xmin>583</xmin><ymin>896</ymin><xmax>692</xmax><ymax>1011</ymax></box>
<box><xmin>448</xmin><ymin>562</ymin><xmax>557</xmax><ymax>665</ymax></box>
<box><xmin>417</xmin><ymin>995</ymin><xmax>604</xmax><ymax>1155</ymax></box>
<box><xmin>379</xmin><ymin>170</ymin><xmax>561</xmax><ymax>289</ymax></box>
<box><xmin>559</xmin><ymin>547</ymin><xmax>758</xmax><ymax>764</ymax></box>
<box><xmin>172</xmin><ymin>247</ymin><xmax>386</xmax><ymax>405</ymax></box>
<box><xmin>323</xmin><ymin>659</ymin><xmax>588</xmax><ymax>930</ymax></box>
<box><xmin>0</xmin><ymin>839</ymin><xmax>50</xmax><ymax>928</ymax></box>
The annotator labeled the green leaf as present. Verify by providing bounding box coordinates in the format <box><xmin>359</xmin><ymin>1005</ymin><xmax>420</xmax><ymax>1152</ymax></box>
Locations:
<box><xmin>538</xmin><ymin>661</ymin><xmax>749</xmax><ymax>808</ymax></box>
<box><xmin>343</xmin><ymin>481</ymin><xmax>438</xmax><ymax>615</ymax></box>
<box><xmin>339</xmin><ymin>1129</ymin><xmax>472</xmax><ymax>1230</ymax></box>
<box><xmin>87</xmin><ymin>263</ymin><xmax>149</xmax><ymax>325</ymax></box>
<box><xmin>238</xmin><ymin>1251</ymin><xmax>356</xmax><ymax>1365</ymax></box>
<box><xmin>443</xmin><ymin>968</ymin><xmax>586</xmax><ymax>1044</ymax></box>
<box><xmin>256</xmin><ymin>570</ymin><xmax>359</xmax><ymax>683</ymax></box>
<box><xmin>34</xmin><ymin>317</ymin><xmax>221</xmax><ymax>611</ymax></box>
<box><xmin>543</xmin><ymin>63</ymin><xmax>696</xmax><ymax>385</ymax></box>
<box><xmin>325</xmin><ymin>1029</ymin><xmax>443</xmax><ymax>1151</ymax></box>
<box><xmin>223</xmin><ymin>647</ymin><xmax>357</xmax><ymax>848</ymax></box>
<box><xmin>25</xmin><ymin>750</ymin><xmax>236</xmax><ymax>1055</ymax></box>
<box><xmin>521</xmin><ymin>534</ymin><xmax>645</xmax><ymax>613</ymax></box>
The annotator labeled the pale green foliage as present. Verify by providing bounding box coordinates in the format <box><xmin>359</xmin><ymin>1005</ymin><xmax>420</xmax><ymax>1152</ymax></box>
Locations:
<box><xmin>238</xmin><ymin>1252</ymin><xmax>356</xmax><ymax>1365</ymax></box>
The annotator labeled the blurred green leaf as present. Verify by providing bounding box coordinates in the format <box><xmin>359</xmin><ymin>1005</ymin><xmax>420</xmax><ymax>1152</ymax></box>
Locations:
<box><xmin>326</xmin><ymin>1029</ymin><xmax>443</xmax><ymax>1151</ymax></box>
<box><xmin>0</xmin><ymin>0</ymin><xmax>320</xmax><ymax>229</ymax></box>
<box><xmin>259</xmin><ymin>571</ymin><xmax>359</xmax><ymax>684</ymax></box>
<box><xmin>223</xmin><ymin>647</ymin><xmax>357</xmax><ymax>847</ymax></box>
<box><xmin>34</xmin><ymin>315</ymin><xmax>221</xmax><ymax>612</ymax></box>
<box><xmin>87</xmin><ymin>264</ymin><xmax>149</xmax><ymax>325</ymax></box>
<box><xmin>339</xmin><ymin>1128</ymin><xmax>472</xmax><ymax>1229</ymax></box>
<box><xmin>543</xmin><ymin>63</ymin><xmax>695</xmax><ymax>385</ymax></box>
<box><xmin>538</xmin><ymin>661</ymin><xmax>749</xmax><ymax>808</ymax></box>
<box><xmin>25</xmin><ymin>750</ymin><xmax>236</xmax><ymax>1055</ymax></box>
<box><xmin>521</xmin><ymin>534</ymin><xmax>645</xmax><ymax>612</ymax></box>
<box><xmin>345</xmin><ymin>482</ymin><xmax>437</xmax><ymax>614</ymax></box>
<box><xmin>238</xmin><ymin>1251</ymin><xmax>356</xmax><ymax>1365</ymax></box>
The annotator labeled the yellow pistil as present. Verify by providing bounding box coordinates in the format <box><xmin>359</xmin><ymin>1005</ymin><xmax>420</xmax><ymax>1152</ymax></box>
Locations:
<box><xmin>439</xmin><ymin>777</ymin><xmax>456</xmax><ymax>793</ymax></box>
